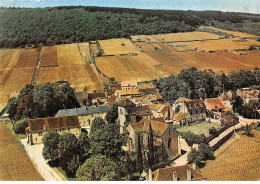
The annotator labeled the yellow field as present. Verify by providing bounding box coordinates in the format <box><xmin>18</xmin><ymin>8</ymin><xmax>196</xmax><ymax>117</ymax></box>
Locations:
<box><xmin>205</xmin><ymin>26</ymin><xmax>259</xmax><ymax>38</ymax></box>
<box><xmin>201</xmin><ymin>130</ymin><xmax>260</xmax><ymax>181</ymax></box>
<box><xmin>57</xmin><ymin>44</ymin><xmax>84</xmax><ymax>66</ymax></box>
<box><xmin>99</xmin><ymin>38</ymin><xmax>141</xmax><ymax>55</ymax></box>
<box><xmin>0</xmin><ymin>123</ymin><xmax>44</xmax><ymax>181</ymax></box>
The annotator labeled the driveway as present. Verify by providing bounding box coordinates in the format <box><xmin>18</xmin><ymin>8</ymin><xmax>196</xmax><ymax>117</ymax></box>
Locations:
<box><xmin>21</xmin><ymin>139</ymin><xmax>63</xmax><ymax>181</ymax></box>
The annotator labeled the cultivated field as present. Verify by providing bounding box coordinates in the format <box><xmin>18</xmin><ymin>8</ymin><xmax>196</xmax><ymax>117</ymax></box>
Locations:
<box><xmin>41</xmin><ymin>46</ymin><xmax>58</xmax><ymax>66</ymax></box>
<box><xmin>0</xmin><ymin>123</ymin><xmax>44</xmax><ymax>181</ymax></box>
<box><xmin>201</xmin><ymin>130</ymin><xmax>260</xmax><ymax>181</ymax></box>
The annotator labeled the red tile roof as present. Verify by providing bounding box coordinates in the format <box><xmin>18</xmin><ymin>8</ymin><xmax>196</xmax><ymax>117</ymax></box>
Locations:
<box><xmin>204</xmin><ymin>98</ymin><xmax>226</xmax><ymax>110</ymax></box>
<box><xmin>173</xmin><ymin>112</ymin><xmax>187</xmax><ymax>122</ymax></box>
<box><xmin>136</xmin><ymin>105</ymin><xmax>152</xmax><ymax>116</ymax></box>
<box><xmin>118</xmin><ymin>98</ymin><xmax>136</xmax><ymax>107</ymax></box>
<box><xmin>29</xmin><ymin>115</ymin><xmax>80</xmax><ymax>132</ymax></box>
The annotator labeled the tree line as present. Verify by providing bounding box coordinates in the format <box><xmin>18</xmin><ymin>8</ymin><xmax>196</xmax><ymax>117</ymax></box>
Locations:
<box><xmin>0</xmin><ymin>6</ymin><xmax>259</xmax><ymax>48</ymax></box>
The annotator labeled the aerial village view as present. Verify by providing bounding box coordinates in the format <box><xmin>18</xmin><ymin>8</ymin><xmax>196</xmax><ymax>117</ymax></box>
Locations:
<box><xmin>0</xmin><ymin>0</ymin><xmax>260</xmax><ymax>182</ymax></box>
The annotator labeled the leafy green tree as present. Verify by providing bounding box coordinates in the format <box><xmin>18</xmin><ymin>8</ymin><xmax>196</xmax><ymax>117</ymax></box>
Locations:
<box><xmin>197</xmin><ymin>143</ymin><xmax>214</xmax><ymax>160</ymax></box>
<box><xmin>42</xmin><ymin>131</ymin><xmax>60</xmax><ymax>162</ymax></box>
<box><xmin>136</xmin><ymin>133</ymin><xmax>143</xmax><ymax>174</ymax></box>
<box><xmin>105</xmin><ymin>102</ymin><xmax>118</xmax><ymax>124</ymax></box>
<box><xmin>6</xmin><ymin>97</ymin><xmax>18</xmax><ymax>121</ymax></box>
<box><xmin>175</xmin><ymin>105</ymin><xmax>181</xmax><ymax>113</ymax></box>
<box><xmin>148</xmin><ymin>123</ymin><xmax>154</xmax><ymax>167</ymax></box>
<box><xmin>187</xmin><ymin>148</ymin><xmax>200</xmax><ymax>164</ymax></box>
<box><xmin>78</xmin><ymin>132</ymin><xmax>91</xmax><ymax>163</ymax></box>
<box><xmin>76</xmin><ymin>155</ymin><xmax>120</xmax><ymax>181</ymax></box>
<box><xmin>13</xmin><ymin>118</ymin><xmax>28</xmax><ymax>134</ymax></box>
<box><xmin>90</xmin><ymin>117</ymin><xmax>106</xmax><ymax>133</ymax></box>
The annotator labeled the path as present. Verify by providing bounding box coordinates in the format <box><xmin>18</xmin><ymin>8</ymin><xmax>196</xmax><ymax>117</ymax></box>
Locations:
<box><xmin>209</xmin><ymin>116</ymin><xmax>256</xmax><ymax>147</ymax></box>
<box><xmin>32</xmin><ymin>48</ymin><xmax>42</xmax><ymax>86</ymax></box>
<box><xmin>21</xmin><ymin>139</ymin><xmax>64</xmax><ymax>181</ymax></box>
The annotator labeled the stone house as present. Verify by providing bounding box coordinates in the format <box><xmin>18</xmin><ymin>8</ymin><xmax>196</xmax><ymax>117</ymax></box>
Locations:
<box><xmin>115</xmin><ymin>88</ymin><xmax>141</xmax><ymax>100</ymax></box>
<box><xmin>149</xmin><ymin>103</ymin><xmax>174</xmax><ymax>123</ymax></box>
<box><xmin>173</xmin><ymin>98</ymin><xmax>206</xmax><ymax>125</ymax></box>
<box><xmin>56</xmin><ymin>105</ymin><xmax>110</xmax><ymax>133</ymax></box>
<box><xmin>136</xmin><ymin>105</ymin><xmax>153</xmax><ymax>122</ymax></box>
<box><xmin>124</xmin><ymin>118</ymin><xmax>180</xmax><ymax>161</ymax></box>
<box><xmin>204</xmin><ymin>97</ymin><xmax>226</xmax><ymax>119</ymax></box>
<box><xmin>27</xmin><ymin>115</ymin><xmax>81</xmax><ymax>145</ymax></box>
<box><xmin>121</xmin><ymin>80</ymin><xmax>138</xmax><ymax>89</ymax></box>
<box><xmin>219</xmin><ymin>91</ymin><xmax>233</xmax><ymax>108</ymax></box>
<box><xmin>146</xmin><ymin>164</ymin><xmax>206</xmax><ymax>181</ymax></box>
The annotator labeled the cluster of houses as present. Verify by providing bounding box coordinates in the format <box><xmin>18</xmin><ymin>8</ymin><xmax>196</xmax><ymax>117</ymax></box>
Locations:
<box><xmin>25</xmin><ymin>80</ymin><xmax>260</xmax><ymax>181</ymax></box>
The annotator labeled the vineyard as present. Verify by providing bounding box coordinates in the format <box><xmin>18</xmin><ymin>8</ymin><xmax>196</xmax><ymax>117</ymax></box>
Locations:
<box><xmin>0</xmin><ymin>123</ymin><xmax>44</xmax><ymax>181</ymax></box>
<box><xmin>201</xmin><ymin>130</ymin><xmax>260</xmax><ymax>181</ymax></box>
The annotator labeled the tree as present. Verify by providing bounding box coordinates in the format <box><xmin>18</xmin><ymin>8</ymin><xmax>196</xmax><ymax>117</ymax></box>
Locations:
<box><xmin>148</xmin><ymin>123</ymin><xmax>154</xmax><ymax>167</ymax></box>
<box><xmin>187</xmin><ymin>148</ymin><xmax>200</xmax><ymax>164</ymax></box>
<box><xmin>243</xmin><ymin>124</ymin><xmax>252</xmax><ymax>137</ymax></box>
<box><xmin>90</xmin><ymin>117</ymin><xmax>106</xmax><ymax>133</ymax></box>
<box><xmin>76</xmin><ymin>155</ymin><xmax>120</xmax><ymax>181</ymax></box>
<box><xmin>136</xmin><ymin>133</ymin><xmax>143</xmax><ymax>174</ymax></box>
<box><xmin>6</xmin><ymin>96</ymin><xmax>18</xmax><ymax>121</ymax></box>
<box><xmin>78</xmin><ymin>132</ymin><xmax>91</xmax><ymax>163</ymax></box>
<box><xmin>42</xmin><ymin>131</ymin><xmax>60</xmax><ymax>162</ymax></box>
<box><xmin>13</xmin><ymin>118</ymin><xmax>28</xmax><ymax>134</ymax></box>
<box><xmin>197</xmin><ymin>143</ymin><xmax>214</xmax><ymax>161</ymax></box>
<box><xmin>209</xmin><ymin>127</ymin><xmax>217</xmax><ymax>136</ymax></box>
<box><xmin>105</xmin><ymin>103</ymin><xmax>118</xmax><ymax>124</ymax></box>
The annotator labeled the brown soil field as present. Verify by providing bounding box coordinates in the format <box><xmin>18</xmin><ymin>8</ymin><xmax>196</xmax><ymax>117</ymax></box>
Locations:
<box><xmin>201</xmin><ymin>130</ymin><xmax>260</xmax><ymax>181</ymax></box>
<box><xmin>15</xmin><ymin>48</ymin><xmax>40</xmax><ymax>68</ymax></box>
<box><xmin>0</xmin><ymin>49</ymin><xmax>21</xmax><ymax>69</ymax></box>
<box><xmin>205</xmin><ymin>26</ymin><xmax>259</xmax><ymax>38</ymax></box>
<box><xmin>0</xmin><ymin>69</ymin><xmax>13</xmax><ymax>88</ymax></box>
<box><xmin>57</xmin><ymin>44</ymin><xmax>84</xmax><ymax>66</ymax></box>
<box><xmin>41</xmin><ymin>46</ymin><xmax>58</xmax><ymax>66</ymax></box>
<box><xmin>171</xmin><ymin>51</ymin><xmax>260</xmax><ymax>73</ymax></box>
<box><xmin>99</xmin><ymin>38</ymin><xmax>141</xmax><ymax>55</ymax></box>
<box><xmin>37</xmin><ymin>67</ymin><xmax>61</xmax><ymax>84</ymax></box>
<box><xmin>0</xmin><ymin>123</ymin><xmax>44</xmax><ymax>181</ymax></box>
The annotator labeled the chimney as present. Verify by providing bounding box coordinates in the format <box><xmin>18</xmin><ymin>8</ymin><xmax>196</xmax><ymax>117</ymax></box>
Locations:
<box><xmin>192</xmin><ymin>163</ymin><xmax>197</xmax><ymax>170</ymax></box>
<box><xmin>173</xmin><ymin>171</ymin><xmax>177</xmax><ymax>181</ymax></box>
<box><xmin>187</xmin><ymin>169</ymin><xmax>192</xmax><ymax>181</ymax></box>
<box><xmin>149</xmin><ymin>168</ymin><xmax>153</xmax><ymax>181</ymax></box>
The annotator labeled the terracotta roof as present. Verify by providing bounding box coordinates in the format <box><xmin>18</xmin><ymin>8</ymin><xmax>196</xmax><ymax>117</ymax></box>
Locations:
<box><xmin>129</xmin><ymin>119</ymin><xmax>169</xmax><ymax>136</ymax></box>
<box><xmin>174</xmin><ymin>97</ymin><xmax>192</xmax><ymax>104</ymax></box>
<box><xmin>121</xmin><ymin>80</ymin><xmax>137</xmax><ymax>87</ymax></box>
<box><xmin>133</xmin><ymin>96</ymin><xmax>143</xmax><ymax>102</ymax></box>
<box><xmin>174</xmin><ymin>112</ymin><xmax>187</xmax><ymax>122</ymax></box>
<box><xmin>152</xmin><ymin>117</ymin><xmax>166</xmax><ymax>123</ymax></box>
<box><xmin>142</xmin><ymin>98</ymin><xmax>149</xmax><ymax>104</ymax></box>
<box><xmin>204</xmin><ymin>98</ymin><xmax>226</xmax><ymax>110</ymax></box>
<box><xmin>108</xmin><ymin>95</ymin><xmax>119</xmax><ymax>107</ymax></box>
<box><xmin>147</xmin><ymin>164</ymin><xmax>206</xmax><ymax>181</ymax></box>
<box><xmin>109</xmin><ymin>84</ymin><xmax>122</xmax><ymax>90</ymax></box>
<box><xmin>119</xmin><ymin>89</ymin><xmax>140</xmax><ymax>96</ymax></box>
<box><xmin>29</xmin><ymin>115</ymin><xmax>80</xmax><ymax>132</ymax></box>
<box><xmin>185</xmin><ymin>99</ymin><xmax>205</xmax><ymax>110</ymax></box>
<box><xmin>136</xmin><ymin>105</ymin><xmax>152</xmax><ymax>116</ymax></box>
<box><xmin>220</xmin><ymin>91</ymin><xmax>233</xmax><ymax>101</ymax></box>
<box><xmin>237</xmin><ymin>90</ymin><xmax>259</xmax><ymax>99</ymax></box>
<box><xmin>150</xmin><ymin>103</ymin><xmax>171</xmax><ymax>115</ymax></box>
<box><xmin>118</xmin><ymin>98</ymin><xmax>136</xmax><ymax>107</ymax></box>
<box><xmin>88</xmin><ymin>91</ymin><xmax>106</xmax><ymax>99</ymax></box>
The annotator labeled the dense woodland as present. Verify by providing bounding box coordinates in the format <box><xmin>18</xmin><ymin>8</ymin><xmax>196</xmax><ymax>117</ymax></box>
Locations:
<box><xmin>0</xmin><ymin>6</ymin><xmax>260</xmax><ymax>48</ymax></box>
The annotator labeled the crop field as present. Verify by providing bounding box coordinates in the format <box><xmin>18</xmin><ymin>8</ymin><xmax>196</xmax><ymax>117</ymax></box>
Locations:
<box><xmin>171</xmin><ymin>51</ymin><xmax>260</xmax><ymax>73</ymax></box>
<box><xmin>57</xmin><ymin>44</ymin><xmax>84</xmax><ymax>66</ymax></box>
<box><xmin>0</xmin><ymin>123</ymin><xmax>44</xmax><ymax>181</ymax></box>
<box><xmin>15</xmin><ymin>48</ymin><xmax>40</xmax><ymax>68</ymax></box>
<box><xmin>0</xmin><ymin>49</ymin><xmax>21</xmax><ymax>69</ymax></box>
<box><xmin>99</xmin><ymin>38</ymin><xmax>140</xmax><ymax>55</ymax></box>
<box><xmin>78</xmin><ymin>43</ymin><xmax>91</xmax><ymax>61</ymax></box>
<box><xmin>204</xmin><ymin>26</ymin><xmax>259</xmax><ymax>38</ymax></box>
<box><xmin>40</xmin><ymin>46</ymin><xmax>58</xmax><ymax>66</ymax></box>
<box><xmin>201</xmin><ymin>130</ymin><xmax>260</xmax><ymax>181</ymax></box>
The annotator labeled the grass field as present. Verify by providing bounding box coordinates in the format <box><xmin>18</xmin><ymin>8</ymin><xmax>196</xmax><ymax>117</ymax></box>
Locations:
<box><xmin>201</xmin><ymin>130</ymin><xmax>260</xmax><ymax>181</ymax></box>
<box><xmin>0</xmin><ymin>122</ymin><xmax>44</xmax><ymax>181</ymax></box>
<box><xmin>175</xmin><ymin>121</ymin><xmax>221</xmax><ymax>137</ymax></box>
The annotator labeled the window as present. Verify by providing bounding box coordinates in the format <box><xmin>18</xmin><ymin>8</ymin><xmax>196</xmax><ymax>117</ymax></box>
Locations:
<box><xmin>35</xmin><ymin>138</ymin><xmax>37</xmax><ymax>141</ymax></box>
<box><xmin>38</xmin><ymin>132</ymin><xmax>42</xmax><ymax>136</ymax></box>
<box><xmin>168</xmin><ymin>138</ymin><xmax>172</xmax><ymax>148</ymax></box>
<box><xmin>88</xmin><ymin>119</ymin><xmax>91</xmax><ymax>125</ymax></box>
<box><xmin>68</xmin><ymin>128</ymin><xmax>70</xmax><ymax>131</ymax></box>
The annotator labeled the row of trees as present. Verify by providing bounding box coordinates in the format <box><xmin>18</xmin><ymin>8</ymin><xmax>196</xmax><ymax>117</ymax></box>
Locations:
<box><xmin>159</xmin><ymin>67</ymin><xmax>260</xmax><ymax>103</ymax></box>
<box><xmin>1</xmin><ymin>7</ymin><xmax>258</xmax><ymax>48</ymax></box>
<box><xmin>6</xmin><ymin>81</ymin><xmax>80</xmax><ymax>121</ymax></box>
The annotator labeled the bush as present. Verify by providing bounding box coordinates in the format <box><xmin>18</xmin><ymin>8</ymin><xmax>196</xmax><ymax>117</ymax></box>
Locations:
<box><xmin>13</xmin><ymin>118</ymin><xmax>28</xmax><ymax>134</ymax></box>
<box><xmin>209</xmin><ymin>127</ymin><xmax>217</xmax><ymax>136</ymax></box>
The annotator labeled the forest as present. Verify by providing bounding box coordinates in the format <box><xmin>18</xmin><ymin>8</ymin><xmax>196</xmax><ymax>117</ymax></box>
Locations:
<box><xmin>0</xmin><ymin>6</ymin><xmax>260</xmax><ymax>48</ymax></box>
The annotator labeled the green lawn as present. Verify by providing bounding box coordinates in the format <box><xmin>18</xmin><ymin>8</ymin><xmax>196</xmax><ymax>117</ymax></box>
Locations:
<box><xmin>174</xmin><ymin>121</ymin><xmax>221</xmax><ymax>137</ymax></box>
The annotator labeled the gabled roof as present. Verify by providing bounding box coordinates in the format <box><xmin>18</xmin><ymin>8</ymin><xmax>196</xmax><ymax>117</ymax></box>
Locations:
<box><xmin>88</xmin><ymin>91</ymin><xmax>106</xmax><ymax>99</ymax></box>
<box><xmin>149</xmin><ymin>103</ymin><xmax>171</xmax><ymax>115</ymax></box>
<box><xmin>147</xmin><ymin>164</ymin><xmax>206</xmax><ymax>181</ymax></box>
<box><xmin>119</xmin><ymin>89</ymin><xmax>140</xmax><ymax>96</ymax></box>
<box><xmin>174</xmin><ymin>112</ymin><xmax>187</xmax><ymax>122</ymax></box>
<box><xmin>56</xmin><ymin>105</ymin><xmax>110</xmax><ymax>117</ymax></box>
<box><xmin>133</xmin><ymin>96</ymin><xmax>143</xmax><ymax>102</ymax></box>
<box><xmin>185</xmin><ymin>99</ymin><xmax>205</xmax><ymax>110</ymax></box>
<box><xmin>138</xmin><ymin>83</ymin><xmax>155</xmax><ymax>89</ymax></box>
<box><xmin>136</xmin><ymin>105</ymin><xmax>152</xmax><ymax>116</ymax></box>
<box><xmin>29</xmin><ymin>115</ymin><xmax>80</xmax><ymax>132</ymax></box>
<box><xmin>121</xmin><ymin>80</ymin><xmax>137</xmax><ymax>87</ymax></box>
<box><xmin>220</xmin><ymin>91</ymin><xmax>233</xmax><ymax>101</ymax></box>
<box><xmin>109</xmin><ymin>84</ymin><xmax>122</xmax><ymax>90</ymax></box>
<box><xmin>129</xmin><ymin>119</ymin><xmax>170</xmax><ymax>137</ymax></box>
<box><xmin>204</xmin><ymin>98</ymin><xmax>226</xmax><ymax>110</ymax></box>
<box><xmin>108</xmin><ymin>95</ymin><xmax>119</xmax><ymax>107</ymax></box>
<box><xmin>152</xmin><ymin>117</ymin><xmax>166</xmax><ymax>123</ymax></box>
<box><xmin>174</xmin><ymin>97</ymin><xmax>192</xmax><ymax>104</ymax></box>
<box><xmin>118</xmin><ymin>98</ymin><xmax>136</xmax><ymax>107</ymax></box>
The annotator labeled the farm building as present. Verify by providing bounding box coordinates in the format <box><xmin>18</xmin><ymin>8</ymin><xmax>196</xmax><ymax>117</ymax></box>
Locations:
<box><xmin>219</xmin><ymin>91</ymin><xmax>233</xmax><ymax>108</ymax></box>
<box><xmin>27</xmin><ymin>115</ymin><xmax>81</xmax><ymax>145</ymax></box>
<box><xmin>55</xmin><ymin>105</ymin><xmax>110</xmax><ymax>133</ymax></box>
<box><xmin>146</xmin><ymin>164</ymin><xmax>206</xmax><ymax>181</ymax></box>
<box><xmin>115</xmin><ymin>88</ymin><xmax>141</xmax><ymax>100</ymax></box>
<box><xmin>204</xmin><ymin>98</ymin><xmax>226</xmax><ymax>119</ymax></box>
<box><xmin>124</xmin><ymin>118</ymin><xmax>180</xmax><ymax>161</ymax></box>
<box><xmin>173</xmin><ymin>98</ymin><xmax>206</xmax><ymax>125</ymax></box>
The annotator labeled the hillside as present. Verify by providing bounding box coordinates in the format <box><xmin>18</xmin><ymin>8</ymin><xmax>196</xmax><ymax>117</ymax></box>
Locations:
<box><xmin>1</xmin><ymin>6</ymin><xmax>260</xmax><ymax>48</ymax></box>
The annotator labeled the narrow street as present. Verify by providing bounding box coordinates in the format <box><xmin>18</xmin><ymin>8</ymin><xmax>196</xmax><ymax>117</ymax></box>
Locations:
<box><xmin>21</xmin><ymin>139</ymin><xmax>64</xmax><ymax>181</ymax></box>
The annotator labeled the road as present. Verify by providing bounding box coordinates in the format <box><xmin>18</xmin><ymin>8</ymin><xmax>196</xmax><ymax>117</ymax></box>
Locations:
<box><xmin>21</xmin><ymin>139</ymin><xmax>64</xmax><ymax>181</ymax></box>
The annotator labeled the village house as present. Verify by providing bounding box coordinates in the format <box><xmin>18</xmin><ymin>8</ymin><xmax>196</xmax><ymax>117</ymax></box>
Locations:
<box><xmin>136</xmin><ymin>105</ymin><xmax>153</xmax><ymax>122</ymax></box>
<box><xmin>118</xmin><ymin>98</ymin><xmax>137</xmax><ymax>133</ymax></box>
<box><xmin>142</xmin><ymin>94</ymin><xmax>164</xmax><ymax>105</ymax></box>
<box><xmin>105</xmin><ymin>83</ymin><xmax>122</xmax><ymax>98</ymax></box>
<box><xmin>204</xmin><ymin>97</ymin><xmax>226</xmax><ymax>119</ymax></box>
<box><xmin>88</xmin><ymin>90</ymin><xmax>107</xmax><ymax>105</ymax></box>
<box><xmin>236</xmin><ymin>90</ymin><xmax>259</xmax><ymax>104</ymax></box>
<box><xmin>173</xmin><ymin>98</ymin><xmax>206</xmax><ymax>125</ymax></box>
<box><xmin>132</xmin><ymin>96</ymin><xmax>143</xmax><ymax>105</ymax></box>
<box><xmin>121</xmin><ymin>80</ymin><xmax>138</xmax><ymax>89</ymax></box>
<box><xmin>27</xmin><ymin>115</ymin><xmax>81</xmax><ymax>145</ymax></box>
<box><xmin>146</xmin><ymin>164</ymin><xmax>206</xmax><ymax>181</ymax></box>
<box><xmin>219</xmin><ymin>91</ymin><xmax>233</xmax><ymax>108</ymax></box>
<box><xmin>139</xmin><ymin>88</ymin><xmax>158</xmax><ymax>96</ymax></box>
<box><xmin>107</xmin><ymin>94</ymin><xmax>120</xmax><ymax>107</ymax></box>
<box><xmin>115</xmin><ymin>88</ymin><xmax>141</xmax><ymax>100</ymax></box>
<box><xmin>124</xmin><ymin>118</ymin><xmax>180</xmax><ymax>161</ymax></box>
<box><xmin>56</xmin><ymin>105</ymin><xmax>110</xmax><ymax>133</ymax></box>
<box><xmin>149</xmin><ymin>103</ymin><xmax>174</xmax><ymax>123</ymax></box>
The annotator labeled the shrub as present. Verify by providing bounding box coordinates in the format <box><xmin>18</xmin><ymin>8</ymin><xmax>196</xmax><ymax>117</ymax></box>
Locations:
<box><xmin>13</xmin><ymin>118</ymin><xmax>28</xmax><ymax>134</ymax></box>
<box><xmin>209</xmin><ymin>127</ymin><xmax>217</xmax><ymax>136</ymax></box>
